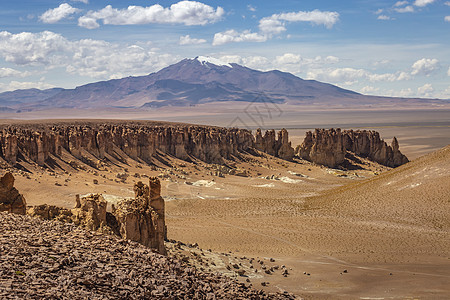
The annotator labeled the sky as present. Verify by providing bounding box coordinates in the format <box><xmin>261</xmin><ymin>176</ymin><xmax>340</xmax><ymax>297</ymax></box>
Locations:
<box><xmin>0</xmin><ymin>0</ymin><xmax>449</xmax><ymax>99</ymax></box>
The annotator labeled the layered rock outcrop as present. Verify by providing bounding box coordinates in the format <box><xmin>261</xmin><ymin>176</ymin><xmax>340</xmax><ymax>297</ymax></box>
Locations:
<box><xmin>296</xmin><ymin>128</ymin><xmax>409</xmax><ymax>168</ymax></box>
<box><xmin>255</xmin><ymin>128</ymin><xmax>295</xmax><ymax>160</ymax></box>
<box><xmin>27</xmin><ymin>177</ymin><xmax>166</xmax><ymax>254</ymax></box>
<box><xmin>0</xmin><ymin>172</ymin><xmax>26</xmax><ymax>214</ymax></box>
<box><xmin>0</xmin><ymin>122</ymin><xmax>295</xmax><ymax>167</ymax></box>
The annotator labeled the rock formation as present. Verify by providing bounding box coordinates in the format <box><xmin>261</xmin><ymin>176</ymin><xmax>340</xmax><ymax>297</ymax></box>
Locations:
<box><xmin>26</xmin><ymin>177</ymin><xmax>166</xmax><ymax>254</ymax></box>
<box><xmin>0</xmin><ymin>172</ymin><xmax>26</xmax><ymax>215</ymax></box>
<box><xmin>114</xmin><ymin>177</ymin><xmax>166</xmax><ymax>255</ymax></box>
<box><xmin>255</xmin><ymin>128</ymin><xmax>294</xmax><ymax>160</ymax></box>
<box><xmin>0</xmin><ymin>122</ymin><xmax>296</xmax><ymax>167</ymax></box>
<box><xmin>296</xmin><ymin>128</ymin><xmax>409</xmax><ymax>168</ymax></box>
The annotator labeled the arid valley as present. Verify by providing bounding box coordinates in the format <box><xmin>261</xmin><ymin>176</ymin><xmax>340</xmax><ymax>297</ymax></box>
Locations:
<box><xmin>1</xmin><ymin>111</ymin><xmax>448</xmax><ymax>299</ymax></box>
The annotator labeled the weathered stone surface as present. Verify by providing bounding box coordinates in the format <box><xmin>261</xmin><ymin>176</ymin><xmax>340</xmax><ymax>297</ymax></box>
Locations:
<box><xmin>255</xmin><ymin>128</ymin><xmax>294</xmax><ymax>160</ymax></box>
<box><xmin>0</xmin><ymin>172</ymin><xmax>26</xmax><ymax>215</ymax></box>
<box><xmin>0</xmin><ymin>122</ymin><xmax>297</xmax><ymax>168</ymax></box>
<box><xmin>71</xmin><ymin>194</ymin><xmax>107</xmax><ymax>231</ymax></box>
<box><xmin>114</xmin><ymin>177</ymin><xmax>166</xmax><ymax>255</ymax></box>
<box><xmin>296</xmin><ymin>128</ymin><xmax>409</xmax><ymax>168</ymax></box>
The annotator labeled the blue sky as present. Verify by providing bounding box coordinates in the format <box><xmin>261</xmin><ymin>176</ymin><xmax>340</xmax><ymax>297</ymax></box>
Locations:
<box><xmin>0</xmin><ymin>0</ymin><xmax>449</xmax><ymax>98</ymax></box>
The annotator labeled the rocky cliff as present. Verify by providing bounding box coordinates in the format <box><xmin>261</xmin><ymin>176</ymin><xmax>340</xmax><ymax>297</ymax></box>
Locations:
<box><xmin>0</xmin><ymin>172</ymin><xmax>26</xmax><ymax>214</ymax></box>
<box><xmin>296</xmin><ymin>128</ymin><xmax>409</xmax><ymax>168</ymax></box>
<box><xmin>255</xmin><ymin>128</ymin><xmax>295</xmax><ymax>161</ymax></box>
<box><xmin>0</xmin><ymin>121</ymin><xmax>294</xmax><ymax>167</ymax></box>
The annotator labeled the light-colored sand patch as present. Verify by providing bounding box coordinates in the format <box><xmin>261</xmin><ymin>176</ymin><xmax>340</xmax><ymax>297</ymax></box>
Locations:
<box><xmin>191</xmin><ymin>180</ymin><xmax>216</xmax><ymax>187</ymax></box>
<box><xmin>253</xmin><ymin>183</ymin><xmax>276</xmax><ymax>188</ymax></box>
<box><xmin>279</xmin><ymin>176</ymin><xmax>302</xmax><ymax>184</ymax></box>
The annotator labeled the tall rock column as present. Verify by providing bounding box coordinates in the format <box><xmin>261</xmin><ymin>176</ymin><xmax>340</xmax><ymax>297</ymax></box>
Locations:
<box><xmin>149</xmin><ymin>177</ymin><xmax>166</xmax><ymax>255</ymax></box>
<box><xmin>0</xmin><ymin>172</ymin><xmax>26</xmax><ymax>215</ymax></box>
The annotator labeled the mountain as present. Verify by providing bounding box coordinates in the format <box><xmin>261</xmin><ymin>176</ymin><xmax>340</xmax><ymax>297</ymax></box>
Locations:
<box><xmin>0</xmin><ymin>56</ymin><xmax>447</xmax><ymax>111</ymax></box>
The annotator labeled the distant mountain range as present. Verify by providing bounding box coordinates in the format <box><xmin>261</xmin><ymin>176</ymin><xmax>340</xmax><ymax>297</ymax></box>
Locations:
<box><xmin>0</xmin><ymin>56</ymin><xmax>447</xmax><ymax>111</ymax></box>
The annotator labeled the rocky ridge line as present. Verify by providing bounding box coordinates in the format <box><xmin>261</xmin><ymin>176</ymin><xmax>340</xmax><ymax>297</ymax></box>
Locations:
<box><xmin>0</xmin><ymin>122</ymin><xmax>294</xmax><ymax>168</ymax></box>
<box><xmin>296</xmin><ymin>128</ymin><xmax>409</xmax><ymax>168</ymax></box>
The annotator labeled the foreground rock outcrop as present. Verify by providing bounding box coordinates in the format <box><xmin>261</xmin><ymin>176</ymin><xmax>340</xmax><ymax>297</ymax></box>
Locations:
<box><xmin>0</xmin><ymin>121</ymin><xmax>294</xmax><ymax>169</ymax></box>
<box><xmin>28</xmin><ymin>177</ymin><xmax>167</xmax><ymax>255</ymax></box>
<box><xmin>296</xmin><ymin>128</ymin><xmax>409</xmax><ymax>168</ymax></box>
<box><xmin>0</xmin><ymin>172</ymin><xmax>26</xmax><ymax>214</ymax></box>
<box><xmin>0</xmin><ymin>212</ymin><xmax>292</xmax><ymax>299</ymax></box>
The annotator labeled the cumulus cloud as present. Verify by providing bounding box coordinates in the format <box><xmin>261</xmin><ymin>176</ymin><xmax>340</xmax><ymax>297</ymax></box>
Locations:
<box><xmin>214</xmin><ymin>9</ymin><xmax>338</xmax><ymax>46</ymax></box>
<box><xmin>417</xmin><ymin>83</ymin><xmax>434</xmax><ymax>97</ymax></box>
<box><xmin>0</xmin><ymin>68</ymin><xmax>31</xmax><ymax>78</ymax></box>
<box><xmin>0</xmin><ymin>30</ymin><xmax>179</xmax><ymax>79</ymax></box>
<box><xmin>394</xmin><ymin>1</ymin><xmax>409</xmax><ymax>7</ymax></box>
<box><xmin>39</xmin><ymin>3</ymin><xmax>81</xmax><ymax>24</ymax></box>
<box><xmin>262</xmin><ymin>9</ymin><xmax>340</xmax><ymax>31</ymax></box>
<box><xmin>78</xmin><ymin>1</ymin><xmax>224</xmax><ymax>29</ymax></box>
<box><xmin>360</xmin><ymin>86</ymin><xmax>379</xmax><ymax>94</ymax></box>
<box><xmin>307</xmin><ymin>67</ymin><xmax>412</xmax><ymax>85</ymax></box>
<box><xmin>179</xmin><ymin>35</ymin><xmax>206</xmax><ymax>45</ymax></box>
<box><xmin>0</xmin><ymin>81</ymin><xmax>55</xmax><ymax>92</ymax></box>
<box><xmin>247</xmin><ymin>5</ymin><xmax>256</xmax><ymax>12</ymax></box>
<box><xmin>274</xmin><ymin>53</ymin><xmax>302</xmax><ymax>65</ymax></box>
<box><xmin>411</xmin><ymin>58</ymin><xmax>439</xmax><ymax>76</ymax></box>
<box><xmin>212</xmin><ymin>30</ymin><xmax>267</xmax><ymax>46</ymax></box>
<box><xmin>394</xmin><ymin>5</ymin><xmax>414</xmax><ymax>13</ymax></box>
<box><xmin>413</xmin><ymin>0</ymin><xmax>435</xmax><ymax>7</ymax></box>
<box><xmin>0</xmin><ymin>31</ymin><xmax>69</xmax><ymax>65</ymax></box>
<box><xmin>377</xmin><ymin>15</ymin><xmax>392</xmax><ymax>20</ymax></box>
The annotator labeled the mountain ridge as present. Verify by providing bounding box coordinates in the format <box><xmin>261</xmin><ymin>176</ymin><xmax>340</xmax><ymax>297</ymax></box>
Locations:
<box><xmin>0</xmin><ymin>57</ymin><xmax>447</xmax><ymax>111</ymax></box>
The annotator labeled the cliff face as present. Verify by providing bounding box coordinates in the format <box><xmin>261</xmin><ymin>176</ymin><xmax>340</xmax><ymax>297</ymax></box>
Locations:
<box><xmin>0</xmin><ymin>122</ymin><xmax>294</xmax><ymax>167</ymax></box>
<box><xmin>296</xmin><ymin>129</ymin><xmax>409</xmax><ymax>168</ymax></box>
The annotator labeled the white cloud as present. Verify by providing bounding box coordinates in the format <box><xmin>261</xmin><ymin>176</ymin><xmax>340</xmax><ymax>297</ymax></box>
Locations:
<box><xmin>447</xmin><ymin>66</ymin><xmax>450</xmax><ymax>76</ymax></box>
<box><xmin>0</xmin><ymin>30</ymin><xmax>179</xmax><ymax>79</ymax></box>
<box><xmin>0</xmin><ymin>68</ymin><xmax>31</xmax><ymax>78</ymax></box>
<box><xmin>394</xmin><ymin>5</ymin><xmax>414</xmax><ymax>13</ymax></box>
<box><xmin>78</xmin><ymin>16</ymin><xmax>99</xmax><ymax>29</ymax></box>
<box><xmin>0</xmin><ymin>81</ymin><xmax>55</xmax><ymax>92</ymax></box>
<box><xmin>258</xmin><ymin>18</ymin><xmax>286</xmax><ymax>35</ymax></box>
<box><xmin>361</xmin><ymin>86</ymin><xmax>379</xmax><ymax>94</ymax></box>
<box><xmin>265</xmin><ymin>9</ymin><xmax>340</xmax><ymax>30</ymax></box>
<box><xmin>394</xmin><ymin>1</ymin><xmax>409</xmax><ymax>7</ymax></box>
<box><xmin>375</xmin><ymin>9</ymin><xmax>384</xmax><ymax>15</ymax></box>
<box><xmin>78</xmin><ymin>1</ymin><xmax>224</xmax><ymax>29</ymax></box>
<box><xmin>274</xmin><ymin>53</ymin><xmax>302</xmax><ymax>65</ymax></box>
<box><xmin>307</xmin><ymin>67</ymin><xmax>411</xmax><ymax>85</ymax></box>
<box><xmin>0</xmin><ymin>31</ymin><xmax>69</xmax><ymax>65</ymax></box>
<box><xmin>179</xmin><ymin>35</ymin><xmax>206</xmax><ymax>45</ymax></box>
<box><xmin>247</xmin><ymin>5</ymin><xmax>256</xmax><ymax>12</ymax></box>
<box><xmin>445</xmin><ymin>16</ymin><xmax>450</xmax><ymax>22</ymax></box>
<box><xmin>73</xmin><ymin>0</ymin><xmax>88</xmax><ymax>3</ymax></box>
<box><xmin>445</xmin><ymin>1</ymin><xmax>450</xmax><ymax>6</ymax></box>
<box><xmin>413</xmin><ymin>0</ymin><xmax>435</xmax><ymax>7</ymax></box>
<box><xmin>411</xmin><ymin>58</ymin><xmax>439</xmax><ymax>76</ymax></box>
<box><xmin>39</xmin><ymin>3</ymin><xmax>80</xmax><ymax>24</ymax></box>
<box><xmin>212</xmin><ymin>30</ymin><xmax>267</xmax><ymax>46</ymax></box>
<box><xmin>377</xmin><ymin>15</ymin><xmax>392</xmax><ymax>20</ymax></box>
<box><xmin>417</xmin><ymin>83</ymin><xmax>434</xmax><ymax>97</ymax></box>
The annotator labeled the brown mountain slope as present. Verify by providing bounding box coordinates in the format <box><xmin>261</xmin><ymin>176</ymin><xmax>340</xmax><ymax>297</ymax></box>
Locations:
<box><xmin>311</xmin><ymin>144</ymin><xmax>450</xmax><ymax>230</ymax></box>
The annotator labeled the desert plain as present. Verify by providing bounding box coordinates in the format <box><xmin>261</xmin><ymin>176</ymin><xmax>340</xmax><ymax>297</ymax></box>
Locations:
<box><xmin>2</xmin><ymin>107</ymin><xmax>448</xmax><ymax>299</ymax></box>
